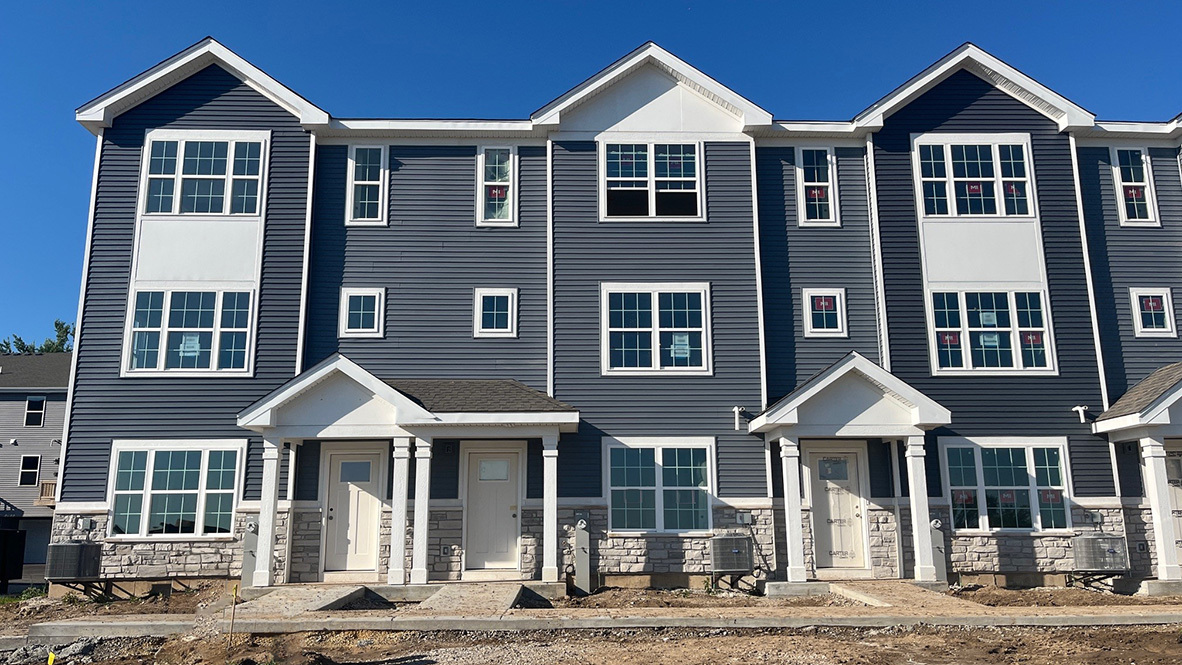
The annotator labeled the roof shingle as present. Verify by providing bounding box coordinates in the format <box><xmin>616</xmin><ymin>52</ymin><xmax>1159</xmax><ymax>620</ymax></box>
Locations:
<box><xmin>0</xmin><ymin>353</ymin><xmax>72</xmax><ymax>390</ymax></box>
<box><xmin>383</xmin><ymin>379</ymin><xmax>575</xmax><ymax>413</ymax></box>
<box><xmin>1098</xmin><ymin>361</ymin><xmax>1182</xmax><ymax>421</ymax></box>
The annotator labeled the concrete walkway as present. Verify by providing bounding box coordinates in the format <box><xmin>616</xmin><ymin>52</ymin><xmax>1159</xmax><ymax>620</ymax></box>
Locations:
<box><xmin>412</xmin><ymin>583</ymin><xmax>523</xmax><ymax>615</ymax></box>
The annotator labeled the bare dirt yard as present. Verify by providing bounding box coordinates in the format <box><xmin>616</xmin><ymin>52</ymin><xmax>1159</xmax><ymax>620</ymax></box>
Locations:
<box><xmin>950</xmin><ymin>584</ymin><xmax>1182</xmax><ymax>607</ymax></box>
<box><xmin>0</xmin><ymin>583</ymin><xmax>225</xmax><ymax>635</ymax></box>
<box><xmin>39</xmin><ymin>625</ymin><xmax>1182</xmax><ymax>665</ymax></box>
<box><xmin>550</xmin><ymin>587</ymin><xmax>861</xmax><ymax>609</ymax></box>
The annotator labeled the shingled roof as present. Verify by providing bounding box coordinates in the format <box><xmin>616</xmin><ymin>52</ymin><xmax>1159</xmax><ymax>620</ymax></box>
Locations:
<box><xmin>1098</xmin><ymin>361</ymin><xmax>1182</xmax><ymax>422</ymax></box>
<box><xmin>384</xmin><ymin>379</ymin><xmax>576</xmax><ymax>413</ymax></box>
<box><xmin>0</xmin><ymin>353</ymin><xmax>72</xmax><ymax>390</ymax></box>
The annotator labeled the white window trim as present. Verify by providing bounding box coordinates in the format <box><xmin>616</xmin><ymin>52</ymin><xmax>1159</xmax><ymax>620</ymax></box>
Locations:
<box><xmin>601</xmin><ymin>436</ymin><xmax>717</xmax><ymax>535</ymax></box>
<box><xmin>924</xmin><ymin>287</ymin><xmax>1058</xmax><ymax>377</ymax></box>
<box><xmin>106</xmin><ymin>439</ymin><xmax>247</xmax><ymax>542</ymax></box>
<box><xmin>937</xmin><ymin>436</ymin><xmax>1074</xmax><ymax>535</ymax></box>
<box><xmin>910</xmin><ymin>133</ymin><xmax>1039</xmax><ymax>221</ymax></box>
<box><xmin>796</xmin><ymin>147</ymin><xmax>841</xmax><ymax>227</ymax></box>
<box><xmin>121</xmin><ymin>287</ymin><xmax>259</xmax><ymax>378</ymax></box>
<box><xmin>18</xmin><ymin>455</ymin><xmax>40</xmax><ymax>487</ymax></box>
<box><xmin>338</xmin><ymin>287</ymin><xmax>386</xmax><ymax>339</ymax></box>
<box><xmin>346</xmin><ymin>145</ymin><xmax>389</xmax><ymax>226</ymax></box>
<box><xmin>476</xmin><ymin>146</ymin><xmax>518</xmax><ymax>227</ymax></box>
<box><xmin>138</xmin><ymin>129</ymin><xmax>270</xmax><ymax>219</ymax></box>
<box><xmin>1130</xmin><ymin>287</ymin><xmax>1176</xmax><ymax>338</ymax></box>
<box><xmin>473</xmin><ymin>287</ymin><xmax>519</xmax><ymax>338</ymax></box>
<box><xmin>599</xmin><ymin>281</ymin><xmax>713</xmax><ymax>376</ymax></box>
<box><xmin>598</xmin><ymin>141</ymin><xmax>706</xmax><ymax>222</ymax></box>
<box><xmin>1111</xmin><ymin>147</ymin><xmax>1160</xmax><ymax>227</ymax></box>
<box><xmin>802</xmin><ymin>288</ymin><xmax>848</xmax><ymax>338</ymax></box>
<box><xmin>23</xmin><ymin>396</ymin><xmax>46</xmax><ymax>428</ymax></box>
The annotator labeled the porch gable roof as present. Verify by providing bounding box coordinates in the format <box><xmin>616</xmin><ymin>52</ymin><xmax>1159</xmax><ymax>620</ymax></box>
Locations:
<box><xmin>749</xmin><ymin>352</ymin><xmax>951</xmax><ymax>435</ymax></box>
<box><xmin>1094</xmin><ymin>361</ymin><xmax>1182</xmax><ymax>435</ymax></box>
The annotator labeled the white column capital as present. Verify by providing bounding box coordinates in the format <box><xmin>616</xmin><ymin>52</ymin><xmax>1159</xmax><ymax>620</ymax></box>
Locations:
<box><xmin>414</xmin><ymin>437</ymin><xmax>433</xmax><ymax>458</ymax></box>
<box><xmin>1140</xmin><ymin>436</ymin><xmax>1167</xmax><ymax>456</ymax></box>
<box><xmin>905</xmin><ymin>435</ymin><xmax>926</xmax><ymax>455</ymax></box>
<box><xmin>542</xmin><ymin>433</ymin><xmax>559</xmax><ymax>450</ymax></box>
<box><xmin>778</xmin><ymin>436</ymin><xmax>800</xmax><ymax>459</ymax></box>
<box><xmin>542</xmin><ymin>448</ymin><xmax>559</xmax><ymax>459</ymax></box>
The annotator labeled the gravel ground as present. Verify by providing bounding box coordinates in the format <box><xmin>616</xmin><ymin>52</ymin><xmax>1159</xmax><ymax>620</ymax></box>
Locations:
<box><xmin>550</xmin><ymin>587</ymin><xmax>862</xmax><ymax>609</ymax></box>
<box><xmin>22</xmin><ymin>625</ymin><xmax>1182</xmax><ymax>665</ymax></box>
<box><xmin>951</xmin><ymin>585</ymin><xmax>1182</xmax><ymax>607</ymax></box>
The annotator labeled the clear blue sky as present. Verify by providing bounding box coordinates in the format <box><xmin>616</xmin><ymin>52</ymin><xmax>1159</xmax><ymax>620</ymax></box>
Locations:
<box><xmin>2</xmin><ymin>0</ymin><xmax>1180</xmax><ymax>344</ymax></box>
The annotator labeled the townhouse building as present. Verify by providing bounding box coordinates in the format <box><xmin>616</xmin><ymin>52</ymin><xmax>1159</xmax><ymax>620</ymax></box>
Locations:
<box><xmin>53</xmin><ymin>38</ymin><xmax>1182</xmax><ymax>594</ymax></box>
<box><xmin>0</xmin><ymin>353</ymin><xmax>70</xmax><ymax>568</ymax></box>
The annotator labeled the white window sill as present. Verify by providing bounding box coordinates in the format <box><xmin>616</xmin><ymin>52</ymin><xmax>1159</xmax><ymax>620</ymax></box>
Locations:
<box><xmin>106</xmin><ymin>535</ymin><xmax>237</xmax><ymax>543</ymax></box>
<box><xmin>599</xmin><ymin>217</ymin><xmax>707</xmax><ymax>224</ymax></box>
<box><xmin>345</xmin><ymin>219</ymin><xmax>388</xmax><ymax>227</ymax></box>
<box><xmin>950</xmin><ymin>529</ymin><xmax>1075</xmax><ymax>538</ymax></box>
<box><xmin>601</xmin><ymin>369</ymin><xmax>713</xmax><ymax>377</ymax></box>
<box><xmin>121</xmin><ymin>370</ymin><xmax>254</xmax><ymax>379</ymax></box>
<box><xmin>918</xmin><ymin>214</ymin><xmax>1039</xmax><ymax>222</ymax></box>
<box><xmin>797</xmin><ymin>221</ymin><xmax>841</xmax><ymax>229</ymax></box>
<box><xmin>476</xmin><ymin>220</ymin><xmax>518</xmax><ymax>228</ymax></box>
<box><xmin>474</xmin><ymin>331</ymin><xmax>518</xmax><ymax>339</ymax></box>
<box><xmin>606</xmin><ymin>530</ymin><xmax>715</xmax><ymax>538</ymax></box>
<box><xmin>804</xmin><ymin>331</ymin><xmax>848</xmax><ymax>339</ymax></box>
<box><xmin>1118</xmin><ymin>220</ymin><xmax>1161</xmax><ymax>228</ymax></box>
<box><xmin>339</xmin><ymin>331</ymin><xmax>384</xmax><ymax>339</ymax></box>
<box><xmin>1134</xmin><ymin>331</ymin><xmax>1177</xmax><ymax>339</ymax></box>
<box><xmin>931</xmin><ymin>369</ymin><xmax>1059</xmax><ymax>378</ymax></box>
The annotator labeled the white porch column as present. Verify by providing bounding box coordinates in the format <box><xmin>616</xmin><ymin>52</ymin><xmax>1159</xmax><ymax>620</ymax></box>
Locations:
<box><xmin>542</xmin><ymin>434</ymin><xmax>560</xmax><ymax>583</ymax></box>
<box><xmin>388</xmin><ymin>437</ymin><xmax>413</xmax><ymax>585</ymax></box>
<box><xmin>410</xmin><ymin>436</ymin><xmax>433</xmax><ymax>585</ymax></box>
<box><xmin>1141</xmin><ymin>435</ymin><xmax>1182</xmax><ymax>581</ymax></box>
<box><xmin>905</xmin><ymin>435</ymin><xmax>936</xmax><ymax>582</ymax></box>
<box><xmin>252</xmin><ymin>436</ymin><xmax>282</xmax><ymax>587</ymax></box>
<box><xmin>778</xmin><ymin>435</ymin><xmax>808</xmax><ymax>583</ymax></box>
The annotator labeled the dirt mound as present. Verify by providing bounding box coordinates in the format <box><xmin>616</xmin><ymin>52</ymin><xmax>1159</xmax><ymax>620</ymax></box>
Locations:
<box><xmin>951</xmin><ymin>584</ymin><xmax>1182</xmax><ymax>607</ymax></box>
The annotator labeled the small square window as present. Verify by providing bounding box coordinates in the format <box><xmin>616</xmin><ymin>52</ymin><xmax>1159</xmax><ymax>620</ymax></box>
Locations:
<box><xmin>1130</xmin><ymin>288</ymin><xmax>1176</xmax><ymax>338</ymax></box>
<box><xmin>802</xmin><ymin>289</ymin><xmax>847</xmax><ymax>337</ymax></box>
<box><xmin>339</xmin><ymin>288</ymin><xmax>385</xmax><ymax>338</ymax></box>
<box><xmin>474</xmin><ymin>288</ymin><xmax>518</xmax><ymax>338</ymax></box>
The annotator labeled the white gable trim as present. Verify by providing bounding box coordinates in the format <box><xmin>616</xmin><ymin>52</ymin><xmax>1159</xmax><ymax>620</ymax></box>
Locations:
<box><xmin>76</xmin><ymin>37</ymin><xmax>330</xmax><ymax>135</ymax></box>
<box><xmin>531</xmin><ymin>42</ymin><xmax>773</xmax><ymax>130</ymax></box>
<box><xmin>749</xmin><ymin>352</ymin><xmax>950</xmax><ymax>433</ymax></box>
<box><xmin>1094</xmin><ymin>380</ymin><xmax>1182</xmax><ymax>436</ymax></box>
<box><xmin>237</xmin><ymin>354</ymin><xmax>434</xmax><ymax>429</ymax></box>
<box><xmin>854</xmin><ymin>43</ymin><xmax>1094</xmax><ymax>132</ymax></box>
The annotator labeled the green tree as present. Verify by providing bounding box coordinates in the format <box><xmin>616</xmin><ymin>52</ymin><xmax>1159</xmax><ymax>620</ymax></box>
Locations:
<box><xmin>0</xmin><ymin>320</ymin><xmax>74</xmax><ymax>354</ymax></box>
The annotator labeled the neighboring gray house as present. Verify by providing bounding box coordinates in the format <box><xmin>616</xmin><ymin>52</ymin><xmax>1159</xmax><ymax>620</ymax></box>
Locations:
<box><xmin>53</xmin><ymin>38</ymin><xmax>1182</xmax><ymax>595</ymax></box>
<box><xmin>0</xmin><ymin>353</ymin><xmax>70</xmax><ymax>566</ymax></box>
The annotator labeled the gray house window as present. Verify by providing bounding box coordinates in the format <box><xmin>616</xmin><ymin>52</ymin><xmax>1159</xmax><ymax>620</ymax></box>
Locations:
<box><xmin>143</xmin><ymin>136</ymin><xmax>264</xmax><ymax>216</ymax></box>
<box><xmin>601</xmin><ymin>283</ymin><xmax>712</xmax><ymax>374</ymax></box>
<box><xmin>607</xmin><ymin>442</ymin><xmax>713</xmax><ymax>533</ymax></box>
<box><xmin>128</xmin><ymin>290</ymin><xmax>253</xmax><ymax>373</ymax></box>
<box><xmin>110</xmin><ymin>446</ymin><xmax>240</xmax><ymax>538</ymax></box>
<box><xmin>928</xmin><ymin>290</ymin><xmax>1052</xmax><ymax>373</ymax></box>
<box><xmin>603</xmin><ymin>143</ymin><xmax>700</xmax><ymax>219</ymax></box>
<box><xmin>18</xmin><ymin>455</ymin><xmax>39</xmax><ymax>487</ymax></box>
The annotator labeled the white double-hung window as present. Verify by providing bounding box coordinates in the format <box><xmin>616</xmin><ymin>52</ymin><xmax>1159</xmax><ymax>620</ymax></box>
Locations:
<box><xmin>796</xmin><ymin>148</ymin><xmax>839</xmax><ymax>226</ymax></box>
<box><xmin>126</xmin><ymin>290</ymin><xmax>255</xmax><ymax>374</ymax></box>
<box><xmin>604</xmin><ymin>438</ymin><xmax>715</xmax><ymax>533</ymax></box>
<box><xmin>477</xmin><ymin>147</ymin><xmax>516</xmax><ymax>226</ymax></box>
<box><xmin>600</xmin><ymin>283</ymin><xmax>712</xmax><ymax>375</ymax></box>
<box><xmin>912</xmin><ymin>136</ymin><xmax>1035</xmax><ymax>218</ymax></box>
<box><xmin>347</xmin><ymin>146</ymin><xmax>388</xmax><ymax>225</ymax></box>
<box><xmin>928</xmin><ymin>291</ymin><xmax>1055</xmax><ymax>373</ymax></box>
<box><xmin>1111</xmin><ymin>148</ymin><xmax>1159</xmax><ymax>226</ymax></box>
<box><xmin>109</xmin><ymin>441</ymin><xmax>243</xmax><ymax>538</ymax></box>
<box><xmin>141</xmin><ymin>131</ymin><xmax>268</xmax><ymax>216</ymax></box>
<box><xmin>602</xmin><ymin>143</ymin><xmax>702</xmax><ymax>219</ymax></box>
<box><xmin>941</xmin><ymin>438</ymin><xmax>1070</xmax><ymax>533</ymax></box>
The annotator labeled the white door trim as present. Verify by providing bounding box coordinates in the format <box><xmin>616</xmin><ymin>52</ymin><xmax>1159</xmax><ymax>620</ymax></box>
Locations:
<box><xmin>801</xmin><ymin>440</ymin><xmax>873</xmax><ymax>576</ymax></box>
<box><xmin>458</xmin><ymin>440</ymin><xmax>527</xmax><ymax>579</ymax></box>
<box><xmin>318</xmin><ymin>440</ymin><xmax>389</xmax><ymax>583</ymax></box>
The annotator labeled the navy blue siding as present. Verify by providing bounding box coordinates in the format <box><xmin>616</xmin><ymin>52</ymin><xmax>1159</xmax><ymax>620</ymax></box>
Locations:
<box><xmin>304</xmin><ymin>145</ymin><xmax>547</xmax><ymax>389</ymax></box>
<box><xmin>1079</xmin><ymin>145</ymin><xmax>1182</xmax><ymax>400</ymax></box>
<box><xmin>552</xmin><ymin>141</ymin><xmax>766</xmax><ymax>498</ymax></box>
<box><xmin>64</xmin><ymin>65</ymin><xmax>309</xmax><ymax>502</ymax></box>
<box><xmin>756</xmin><ymin>145</ymin><xmax>880</xmax><ymax>401</ymax></box>
<box><xmin>872</xmin><ymin>69</ymin><xmax>1111</xmax><ymax>496</ymax></box>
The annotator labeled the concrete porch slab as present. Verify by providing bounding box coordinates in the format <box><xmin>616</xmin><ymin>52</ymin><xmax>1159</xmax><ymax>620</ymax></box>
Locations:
<box><xmin>233</xmin><ymin>584</ymin><xmax>365</xmax><ymax>617</ymax></box>
<box><xmin>413</xmin><ymin>583</ymin><xmax>523</xmax><ymax>614</ymax></box>
<box><xmin>765</xmin><ymin>581</ymin><xmax>831</xmax><ymax>598</ymax></box>
<box><xmin>1139</xmin><ymin>579</ymin><xmax>1182</xmax><ymax>596</ymax></box>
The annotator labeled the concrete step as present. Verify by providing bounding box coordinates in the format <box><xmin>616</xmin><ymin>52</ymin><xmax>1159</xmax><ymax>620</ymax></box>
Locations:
<box><xmin>412</xmin><ymin>583</ymin><xmax>523</xmax><ymax>615</ymax></box>
<box><xmin>233</xmin><ymin>585</ymin><xmax>366</xmax><ymax>617</ymax></box>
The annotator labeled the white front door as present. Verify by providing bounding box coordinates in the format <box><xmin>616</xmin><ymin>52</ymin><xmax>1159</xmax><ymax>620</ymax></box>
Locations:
<box><xmin>324</xmin><ymin>452</ymin><xmax>382</xmax><ymax>572</ymax></box>
<box><xmin>465</xmin><ymin>452</ymin><xmax>520</xmax><ymax>570</ymax></box>
<box><xmin>811</xmin><ymin>452</ymin><xmax>867</xmax><ymax>569</ymax></box>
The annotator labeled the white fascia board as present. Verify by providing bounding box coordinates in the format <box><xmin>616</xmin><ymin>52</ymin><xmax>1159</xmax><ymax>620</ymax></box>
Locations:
<box><xmin>1092</xmin><ymin>413</ymin><xmax>1150</xmax><ymax>435</ymax></box>
<box><xmin>326</xmin><ymin>119</ymin><xmax>537</xmax><ymax>135</ymax></box>
<box><xmin>854</xmin><ymin>43</ymin><xmax>1094</xmax><ymax>132</ymax></box>
<box><xmin>406</xmin><ymin>412</ymin><xmax>580</xmax><ymax>432</ymax></box>
<box><xmin>75</xmin><ymin>38</ymin><xmax>330</xmax><ymax>135</ymax></box>
<box><xmin>530</xmin><ymin>42</ymin><xmax>773</xmax><ymax>129</ymax></box>
<box><xmin>760</xmin><ymin>121</ymin><xmax>863</xmax><ymax>138</ymax></box>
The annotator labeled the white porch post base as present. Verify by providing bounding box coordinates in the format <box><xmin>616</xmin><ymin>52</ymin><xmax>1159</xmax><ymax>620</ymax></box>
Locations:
<box><xmin>542</xmin><ymin>435</ymin><xmax>559</xmax><ymax>583</ymax></box>
<box><xmin>410</xmin><ymin>436</ymin><xmax>433</xmax><ymax>585</ymax></box>
<box><xmin>252</xmin><ymin>437</ymin><xmax>281</xmax><ymax>587</ymax></box>
<box><xmin>778</xmin><ymin>435</ymin><xmax>808</xmax><ymax>583</ymax></box>
<box><xmin>905</xmin><ymin>435</ymin><xmax>937</xmax><ymax>583</ymax></box>
<box><xmin>388</xmin><ymin>437</ymin><xmax>412</xmax><ymax>585</ymax></box>
<box><xmin>1141</xmin><ymin>436</ymin><xmax>1182</xmax><ymax>581</ymax></box>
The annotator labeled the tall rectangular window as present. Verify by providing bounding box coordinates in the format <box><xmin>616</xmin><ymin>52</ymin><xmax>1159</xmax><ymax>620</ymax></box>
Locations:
<box><xmin>339</xmin><ymin>287</ymin><xmax>385</xmax><ymax>338</ymax></box>
<box><xmin>602</xmin><ymin>283</ymin><xmax>711</xmax><ymax>374</ymax></box>
<box><xmin>797</xmin><ymin>148</ymin><xmax>838</xmax><ymax>225</ymax></box>
<box><xmin>142</xmin><ymin>133</ymin><xmax>266</xmax><ymax>216</ymax></box>
<box><xmin>18</xmin><ymin>455</ymin><xmax>39</xmax><ymax>487</ymax></box>
<box><xmin>608</xmin><ymin>441</ymin><xmax>713</xmax><ymax>532</ymax></box>
<box><xmin>927</xmin><ymin>290</ymin><xmax>1054</xmax><ymax>373</ymax></box>
<box><xmin>1113</xmin><ymin>148</ymin><xmax>1156</xmax><ymax>225</ymax></box>
<box><xmin>23</xmin><ymin>396</ymin><xmax>46</xmax><ymax>427</ymax></box>
<box><xmin>474</xmin><ymin>288</ymin><xmax>518</xmax><ymax>338</ymax></box>
<box><xmin>942</xmin><ymin>440</ymin><xmax>1069</xmax><ymax>532</ymax></box>
<box><xmin>913</xmin><ymin>137</ymin><xmax>1034</xmax><ymax>218</ymax></box>
<box><xmin>604</xmin><ymin>143</ymin><xmax>700</xmax><ymax>219</ymax></box>
<box><xmin>1130</xmin><ymin>287</ymin><xmax>1176</xmax><ymax>338</ymax></box>
<box><xmin>126</xmin><ymin>291</ymin><xmax>253</xmax><ymax>373</ymax></box>
<box><xmin>347</xmin><ymin>146</ymin><xmax>387</xmax><ymax>224</ymax></box>
<box><xmin>478</xmin><ymin>147</ymin><xmax>515</xmax><ymax>225</ymax></box>
<box><xmin>110</xmin><ymin>445</ymin><xmax>241</xmax><ymax>538</ymax></box>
